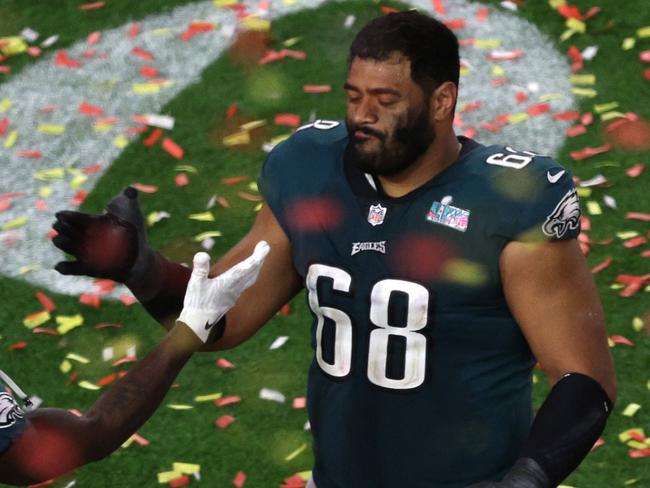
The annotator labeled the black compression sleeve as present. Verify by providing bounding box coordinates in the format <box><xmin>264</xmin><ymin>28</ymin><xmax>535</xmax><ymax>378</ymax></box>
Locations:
<box><xmin>521</xmin><ymin>373</ymin><xmax>613</xmax><ymax>487</ymax></box>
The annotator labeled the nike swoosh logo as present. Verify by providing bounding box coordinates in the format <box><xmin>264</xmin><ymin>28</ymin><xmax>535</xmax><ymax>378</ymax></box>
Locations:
<box><xmin>547</xmin><ymin>170</ymin><xmax>566</xmax><ymax>183</ymax></box>
<box><xmin>204</xmin><ymin>318</ymin><xmax>219</xmax><ymax>330</ymax></box>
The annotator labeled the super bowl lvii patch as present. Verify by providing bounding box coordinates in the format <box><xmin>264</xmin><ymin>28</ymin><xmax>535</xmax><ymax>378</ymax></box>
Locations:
<box><xmin>426</xmin><ymin>200</ymin><xmax>470</xmax><ymax>232</ymax></box>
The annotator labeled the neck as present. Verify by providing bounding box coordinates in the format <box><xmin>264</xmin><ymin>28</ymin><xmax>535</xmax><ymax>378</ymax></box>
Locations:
<box><xmin>377</xmin><ymin>126</ymin><xmax>460</xmax><ymax>198</ymax></box>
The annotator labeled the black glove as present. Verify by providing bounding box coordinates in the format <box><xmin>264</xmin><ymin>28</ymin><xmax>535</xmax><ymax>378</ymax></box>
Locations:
<box><xmin>466</xmin><ymin>458</ymin><xmax>551</xmax><ymax>488</ymax></box>
<box><xmin>53</xmin><ymin>186</ymin><xmax>153</xmax><ymax>283</ymax></box>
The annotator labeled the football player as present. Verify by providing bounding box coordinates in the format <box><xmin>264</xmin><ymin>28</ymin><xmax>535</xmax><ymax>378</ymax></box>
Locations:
<box><xmin>0</xmin><ymin>244</ymin><xmax>269</xmax><ymax>485</ymax></box>
<box><xmin>51</xmin><ymin>11</ymin><xmax>616</xmax><ymax>488</ymax></box>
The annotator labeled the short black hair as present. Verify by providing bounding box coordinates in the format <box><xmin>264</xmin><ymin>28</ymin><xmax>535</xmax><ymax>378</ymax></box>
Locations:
<box><xmin>349</xmin><ymin>10</ymin><xmax>460</xmax><ymax>93</ymax></box>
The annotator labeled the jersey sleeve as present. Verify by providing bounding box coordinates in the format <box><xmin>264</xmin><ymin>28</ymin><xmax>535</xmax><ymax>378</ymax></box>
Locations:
<box><xmin>0</xmin><ymin>389</ymin><xmax>27</xmax><ymax>455</ymax></box>
<box><xmin>257</xmin><ymin>138</ymin><xmax>293</xmax><ymax>237</ymax></box>
<box><xmin>496</xmin><ymin>156</ymin><xmax>581</xmax><ymax>242</ymax></box>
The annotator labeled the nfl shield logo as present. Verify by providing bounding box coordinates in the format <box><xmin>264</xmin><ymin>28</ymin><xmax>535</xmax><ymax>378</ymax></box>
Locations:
<box><xmin>367</xmin><ymin>203</ymin><xmax>387</xmax><ymax>226</ymax></box>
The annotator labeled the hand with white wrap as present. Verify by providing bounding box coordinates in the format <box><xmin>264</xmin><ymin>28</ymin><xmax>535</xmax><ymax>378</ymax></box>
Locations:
<box><xmin>177</xmin><ymin>241</ymin><xmax>270</xmax><ymax>343</ymax></box>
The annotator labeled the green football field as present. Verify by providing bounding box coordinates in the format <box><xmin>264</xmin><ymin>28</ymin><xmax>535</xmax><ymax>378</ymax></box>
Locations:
<box><xmin>0</xmin><ymin>0</ymin><xmax>649</xmax><ymax>486</ymax></box>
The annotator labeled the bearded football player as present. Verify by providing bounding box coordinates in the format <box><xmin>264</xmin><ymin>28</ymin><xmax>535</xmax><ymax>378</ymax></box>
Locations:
<box><xmin>51</xmin><ymin>10</ymin><xmax>616</xmax><ymax>488</ymax></box>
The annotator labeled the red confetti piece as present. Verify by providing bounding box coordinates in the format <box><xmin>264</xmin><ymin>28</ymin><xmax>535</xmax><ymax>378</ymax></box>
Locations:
<box><xmin>169</xmin><ymin>475</ymin><xmax>190</xmax><ymax>488</ymax></box>
<box><xmin>26</xmin><ymin>46</ymin><xmax>41</xmax><ymax>57</ymax></box>
<box><xmin>175</xmin><ymin>172</ymin><xmax>189</xmax><ymax>187</ymax></box>
<box><xmin>130</xmin><ymin>183</ymin><xmax>158</xmax><ymax>193</ymax></box>
<box><xmin>17</xmin><ymin>150</ymin><xmax>42</xmax><ymax>159</ymax></box>
<box><xmin>233</xmin><ymin>471</ymin><xmax>247</xmax><ymax>488</ymax></box>
<box><xmin>8</xmin><ymin>341</ymin><xmax>28</xmax><ymax>351</ymax></box>
<box><xmin>222</xmin><ymin>176</ymin><xmax>248</xmax><ymax>185</ymax></box>
<box><xmin>79</xmin><ymin>102</ymin><xmax>104</xmax><ymax>116</ymax></box>
<box><xmin>623</xmin><ymin>236</ymin><xmax>647</xmax><ymax>248</ymax></box>
<box><xmin>476</xmin><ymin>6</ymin><xmax>489</xmax><ymax>22</ymax></box>
<box><xmin>0</xmin><ymin>200</ymin><xmax>10</xmax><ymax>213</ymax></box>
<box><xmin>35</xmin><ymin>291</ymin><xmax>56</xmax><ymax>311</ymax></box>
<box><xmin>216</xmin><ymin>358</ymin><xmax>235</xmax><ymax>369</ymax></box>
<box><xmin>432</xmin><ymin>0</ymin><xmax>445</xmax><ymax>16</ymax></box>
<box><xmin>380</xmin><ymin>6</ymin><xmax>398</xmax><ymax>14</ymax></box>
<box><xmin>162</xmin><ymin>137</ymin><xmax>184</xmax><ymax>159</ymax></box>
<box><xmin>281</xmin><ymin>475</ymin><xmax>307</xmax><ymax>488</ymax></box>
<box><xmin>93</xmin><ymin>279</ymin><xmax>116</xmax><ymax>294</ymax></box>
<box><xmin>569</xmin><ymin>144</ymin><xmax>611</xmax><ymax>161</ymax></box>
<box><xmin>54</xmin><ymin>50</ymin><xmax>81</xmax><ymax>68</ymax></box>
<box><xmin>490</xmin><ymin>78</ymin><xmax>507</xmax><ymax>87</ymax></box>
<box><xmin>131</xmin><ymin>433</ymin><xmax>150</xmax><ymax>446</ymax></box>
<box><xmin>97</xmin><ymin>372</ymin><xmax>117</xmax><ymax>386</ymax></box>
<box><xmin>629</xmin><ymin>447</ymin><xmax>650</xmax><ymax>459</ymax></box>
<box><xmin>626</xmin><ymin>212</ymin><xmax>650</xmax><ymax>222</ymax></box>
<box><xmin>32</xmin><ymin>328</ymin><xmax>59</xmax><ymax>336</ymax></box>
<box><xmin>591</xmin><ymin>257</ymin><xmax>612</xmax><ymax>274</ymax></box>
<box><xmin>0</xmin><ymin>65</ymin><xmax>11</xmax><ymax>74</ymax></box>
<box><xmin>444</xmin><ymin>19</ymin><xmax>466</xmax><ymax>30</ymax></box>
<box><xmin>280</xmin><ymin>303</ymin><xmax>291</xmax><ymax>316</ymax></box>
<box><xmin>112</xmin><ymin>356</ymin><xmax>137</xmax><ymax>367</ymax></box>
<box><xmin>583</xmin><ymin>6</ymin><xmax>600</xmax><ymax>20</ymax></box>
<box><xmin>0</xmin><ymin>118</ymin><xmax>8</xmax><ymax>137</ymax></box>
<box><xmin>553</xmin><ymin>111</ymin><xmax>580</xmax><ymax>122</ymax></box>
<box><xmin>35</xmin><ymin>199</ymin><xmax>48</xmax><ymax>211</ymax></box>
<box><xmin>180</xmin><ymin>21</ymin><xmax>215</xmax><ymax>41</ymax></box>
<box><xmin>617</xmin><ymin>274</ymin><xmax>650</xmax><ymax>297</ymax></box>
<box><xmin>131</xmin><ymin>47</ymin><xmax>154</xmax><ymax>61</ymax></box>
<box><xmin>567</xmin><ymin>45</ymin><xmax>583</xmax><ymax>72</ymax></box>
<box><xmin>527</xmin><ymin>103</ymin><xmax>550</xmax><ymax>117</ymax></box>
<box><xmin>119</xmin><ymin>294</ymin><xmax>138</xmax><ymax>305</ymax></box>
<box><xmin>143</xmin><ymin>128</ymin><xmax>163</xmax><ymax>147</ymax></box>
<box><xmin>79</xmin><ymin>1</ymin><xmax>105</xmax><ymax>10</ymax></box>
<box><xmin>581</xmin><ymin>112</ymin><xmax>594</xmax><ymax>126</ymax></box>
<box><xmin>71</xmin><ymin>190</ymin><xmax>88</xmax><ymax>206</ymax></box>
<box><xmin>626</xmin><ymin>164</ymin><xmax>644</xmax><ymax>177</ymax></box>
<box><xmin>214</xmin><ymin>414</ymin><xmax>236</xmax><ymax>429</ymax></box>
<box><xmin>87</xmin><ymin>31</ymin><xmax>101</xmax><ymax>45</ymax></box>
<box><xmin>83</xmin><ymin>162</ymin><xmax>103</xmax><ymax>174</ymax></box>
<box><xmin>126</xmin><ymin>126</ymin><xmax>147</xmax><ymax>135</ymax></box>
<box><xmin>303</xmin><ymin>84</ymin><xmax>332</xmax><ymax>93</ymax></box>
<box><xmin>226</xmin><ymin>103</ymin><xmax>238</xmax><ymax>119</ymax></box>
<box><xmin>488</xmin><ymin>49</ymin><xmax>523</xmax><ymax>61</ymax></box>
<box><xmin>215</xmin><ymin>395</ymin><xmax>242</xmax><ymax>407</ymax></box>
<box><xmin>640</xmin><ymin>51</ymin><xmax>650</xmax><ymax>63</ymax></box>
<box><xmin>293</xmin><ymin>397</ymin><xmax>306</xmax><ymax>409</ymax></box>
<box><xmin>140</xmin><ymin>65</ymin><xmax>158</xmax><ymax>78</ymax></box>
<box><xmin>591</xmin><ymin>438</ymin><xmax>605</xmax><ymax>452</ymax></box>
<box><xmin>79</xmin><ymin>293</ymin><xmax>101</xmax><ymax>308</ymax></box>
<box><xmin>644</xmin><ymin>69</ymin><xmax>650</xmax><ymax>81</ymax></box>
<box><xmin>275</xmin><ymin>113</ymin><xmax>301</xmax><ymax>127</ymax></box>
<box><xmin>642</xmin><ymin>250</ymin><xmax>650</xmax><ymax>258</ymax></box>
<box><xmin>557</xmin><ymin>4</ymin><xmax>583</xmax><ymax>20</ymax></box>
<box><xmin>566</xmin><ymin>125</ymin><xmax>587</xmax><ymax>137</ymax></box>
<box><xmin>128</xmin><ymin>23</ymin><xmax>140</xmax><ymax>38</ymax></box>
<box><xmin>515</xmin><ymin>91</ymin><xmax>528</xmax><ymax>104</ymax></box>
<box><xmin>610</xmin><ymin>335</ymin><xmax>634</xmax><ymax>347</ymax></box>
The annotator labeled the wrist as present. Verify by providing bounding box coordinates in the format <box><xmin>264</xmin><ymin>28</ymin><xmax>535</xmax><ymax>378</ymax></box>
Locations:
<box><xmin>502</xmin><ymin>458</ymin><xmax>550</xmax><ymax>488</ymax></box>
<box><xmin>166</xmin><ymin>323</ymin><xmax>204</xmax><ymax>356</ymax></box>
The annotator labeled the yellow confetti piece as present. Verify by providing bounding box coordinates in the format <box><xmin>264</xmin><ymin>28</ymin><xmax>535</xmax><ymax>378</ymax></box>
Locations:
<box><xmin>622</xmin><ymin>37</ymin><xmax>636</xmax><ymax>50</ymax></box>
<box><xmin>214</xmin><ymin>0</ymin><xmax>238</xmax><ymax>7</ymax></box>
<box><xmin>576</xmin><ymin>188</ymin><xmax>592</xmax><ymax>198</ymax></box>
<box><xmin>194</xmin><ymin>392</ymin><xmax>222</xmax><ymax>402</ymax></box>
<box><xmin>59</xmin><ymin>359</ymin><xmax>72</xmax><ymax>374</ymax></box>
<box><xmin>223</xmin><ymin>131</ymin><xmax>251</xmax><ymax>146</ymax></box>
<box><xmin>0</xmin><ymin>36</ymin><xmax>26</xmax><ymax>56</ymax></box>
<box><xmin>114</xmin><ymin>135</ymin><xmax>129</xmax><ymax>149</ymax></box>
<box><xmin>625</xmin><ymin>479</ymin><xmax>640</xmax><ymax>485</ymax></box>
<box><xmin>459</xmin><ymin>66</ymin><xmax>470</xmax><ymax>77</ymax></box>
<box><xmin>167</xmin><ymin>404</ymin><xmax>194</xmax><ymax>410</ymax></box>
<box><xmin>284</xmin><ymin>443</ymin><xmax>308</xmax><ymax>461</ymax></box>
<box><xmin>2</xmin><ymin>216</ymin><xmax>28</xmax><ymax>231</ymax></box>
<box><xmin>38</xmin><ymin>123</ymin><xmax>65</xmax><ymax>135</ymax></box>
<box><xmin>282</xmin><ymin>0</ymin><xmax>297</xmax><ymax>4</ymax></box>
<box><xmin>23</xmin><ymin>310</ymin><xmax>51</xmax><ymax>329</ymax></box>
<box><xmin>610</xmin><ymin>283</ymin><xmax>624</xmax><ymax>290</ymax></box>
<box><xmin>594</xmin><ymin>101</ymin><xmax>619</xmax><ymax>114</ymax></box>
<box><xmin>607</xmin><ymin>337</ymin><xmax>615</xmax><ymax>348</ymax></box>
<box><xmin>619</xmin><ymin>428</ymin><xmax>645</xmax><ymax>443</ymax></box>
<box><xmin>121</xmin><ymin>437</ymin><xmax>135</xmax><ymax>449</ymax></box>
<box><xmin>34</xmin><ymin>168</ymin><xmax>65</xmax><ymax>181</ymax></box>
<box><xmin>242</xmin><ymin>17</ymin><xmax>271</xmax><ymax>31</ymax></box>
<box><xmin>66</xmin><ymin>352</ymin><xmax>90</xmax><ymax>364</ymax></box>
<box><xmin>151</xmin><ymin>28</ymin><xmax>175</xmax><ymax>36</ymax></box>
<box><xmin>647</xmin><ymin>379</ymin><xmax>650</xmax><ymax>391</ymax></box>
<box><xmin>17</xmin><ymin>264</ymin><xmax>40</xmax><ymax>275</ymax></box>
<box><xmin>566</xmin><ymin>17</ymin><xmax>586</xmax><ymax>33</ymax></box>
<box><xmin>491</xmin><ymin>65</ymin><xmax>505</xmax><ymax>77</ymax></box>
<box><xmin>70</xmin><ymin>173</ymin><xmax>88</xmax><ymax>190</ymax></box>
<box><xmin>569</xmin><ymin>74</ymin><xmax>596</xmax><ymax>85</ymax></box>
<box><xmin>507</xmin><ymin>113</ymin><xmax>529</xmax><ymax>124</ymax></box>
<box><xmin>39</xmin><ymin>186</ymin><xmax>53</xmax><ymax>198</ymax></box>
<box><xmin>586</xmin><ymin>201</ymin><xmax>602</xmax><ymax>215</ymax></box>
<box><xmin>283</xmin><ymin>36</ymin><xmax>301</xmax><ymax>47</ymax></box>
<box><xmin>133</xmin><ymin>83</ymin><xmax>161</xmax><ymax>94</ymax></box>
<box><xmin>172</xmin><ymin>462</ymin><xmax>201</xmax><ymax>474</ymax></box>
<box><xmin>617</xmin><ymin>231</ymin><xmax>640</xmax><ymax>239</ymax></box>
<box><xmin>560</xmin><ymin>29</ymin><xmax>577</xmax><ymax>42</ymax></box>
<box><xmin>296</xmin><ymin>471</ymin><xmax>312</xmax><ymax>481</ymax></box>
<box><xmin>532</xmin><ymin>374</ymin><xmax>538</xmax><ymax>384</ymax></box>
<box><xmin>254</xmin><ymin>202</ymin><xmax>263</xmax><ymax>212</ymax></box>
<box><xmin>175</xmin><ymin>164</ymin><xmax>198</xmax><ymax>174</ymax></box>
<box><xmin>538</xmin><ymin>93</ymin><xmax>564</xmax><ymax>102</ymax></box>
<box><xmin>56</xmin><ymin>314</ymin><xmax>84</xmax><ymax>335</ymax></box>
<box><xmin>94</xmin><ymin>123</ymin><xmax>114</xmax><ymax>134</ymax></box>
<box><xmin>601</xmin><ymin>111</ymin><xmax>627</xmax><ymax>122</ymax></box>
<box><xmin>474</xmin><ymin>39</ymin><xmax>502</xmax><ymax>49</ymax></box>
<box><xmin>637</xmin><ymin>26</ymin><xmax>650</xmax><ymax>38</ymax></box>
<box><xmin>0</xmin><ymin>98</ymin><xmax>12</xmax><ymax>113</ymax></box>
<box><xmin>549</xmin><ymin>0</ymin><xmax>566</xmax><ymax>8</ymax></box>
<box><xmin>571</xmin><ymin>87</ymin><xmax>598</xmax><ymax>98</ymax></box>
<box><xmin>189</xmin><ymin>211</ymin><xmax>215</xmax><ymax>222</ymax></box>
<box><xmin>240</xmin><ymin>119</ymin><xmax>267</xmax><ymax>131</ymax></box>
<box><xmin>632</xmin><ymin>317</ymin><xmax>644</xmax><ymax>332</ymax></box>
<box><xmin>247</xmin><ymin>182</ymin><xmax>259</xmax><ymax>192</ymax></box>
<box><xmin>157</xmin><ymin>470</ymin><xmax>183</xmax><ymax>483</ymax></box>
<box><xmin>4</xmin><ymin>130</ymin><xmax>18</xmax><ymax>148</ymax></box>
<box><xmin>78</xmin><ymin>380</ymin><xmax>101</xmax><ymax>391</ymax></box>
<box><xmin>622</xmin><ymin>403</ymin><xmax>642</xmax><ymax>417</ymax></box>
<box><xmin>193</xmin><ymin>230</ymin><xmax>223</xmax><ymax>241</ymax></box>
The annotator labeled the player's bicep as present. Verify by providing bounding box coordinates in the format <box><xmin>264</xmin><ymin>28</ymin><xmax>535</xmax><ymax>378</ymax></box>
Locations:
<box><xmin>500</xmin><ymin>239</ymin><xmax>616</xmax><ymax>402</ymax></box>
<box><xmin>203</xmin><ymin>203</ymin><xmax>302</xmax><ymax>351</ymax></box>
<box><xmin>0</xmin><ymin>409</ymin><xmax>94</xmax><ymax>485</ymax></box>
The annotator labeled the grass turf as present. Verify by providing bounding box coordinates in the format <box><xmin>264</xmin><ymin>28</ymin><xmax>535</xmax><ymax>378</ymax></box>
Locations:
<box><xmin>1</xmin><ymin>0</ymin><xmax>649</xmax><ymax>486</ymax></box>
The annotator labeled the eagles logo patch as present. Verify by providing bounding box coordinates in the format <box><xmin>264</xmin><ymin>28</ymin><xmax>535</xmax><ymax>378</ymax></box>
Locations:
<box><xmin>542</xmin><ymin>189</ymin><xmax>581</xmax><ymax>239</ymax></box>
<box><xmin>0</xmin><ymin>392</ymin><xmax>24</xmax><ymax>429</ymax></box>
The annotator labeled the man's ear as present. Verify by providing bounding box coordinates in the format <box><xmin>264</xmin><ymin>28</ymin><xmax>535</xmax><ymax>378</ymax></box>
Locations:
<box><xmin>431</xmin><ymin>81</ymin><xmax>457</xmax><ymax>121</ymax></box>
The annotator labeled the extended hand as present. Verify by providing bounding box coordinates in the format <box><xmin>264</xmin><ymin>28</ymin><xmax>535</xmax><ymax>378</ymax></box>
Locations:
<box><xmin>53</xmin><ymin>186</ymin><xmax>151</xmax><ymax>282</ymax></box>
<box><xmin>177</xmin><ymin>241</ymin><xmax>271</xmax><ymax>343</ymax></box>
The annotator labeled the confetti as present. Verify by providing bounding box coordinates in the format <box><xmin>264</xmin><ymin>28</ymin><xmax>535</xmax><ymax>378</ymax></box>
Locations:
<box><xmin>79</xmin><ymin>1</ymin><xmax>105</xmax><ymax>10</ymax></box>
<box><xmin>303</xmin><ymin>84</ymin><xmax>332</xmax><ymax>93</ymax></box>
<box><xmin>216</xmin><ymin>358</ymin><xmax>235</xmax><ymax>369</ymax></box>
<box><xmin>215</xmin><ymin>395</ymin><xmax>241</xmax><ymax>407</ymax></box>
<box><xmin>260</xmin><ymin>387</ymin><xmax>285</xmax><ymax>403</ymax></box>
<box><xmin>270</xmin><ymin>336</ymin><xmax>289</xmax><ymax>350</ymax></box>
<box><xmin>214</xmin><ymin>414</ymin><xmax>236</xmax><ymax>429</ymax></box>
<box><xmin>194</xmin><ymin>392</ymin><xmax>222</xmax><ymax>402</ymax></box>
<box><xmin>233</xmin><ymin>471</ymin><xmax>247</xmax><ymax>488</ymax></box>
<box><xmin>622</xmin><ymin>403</ymin><xmax>642</xmax><ymax>417</ymax></box>
<box><xmin>285</xmin><ymin>443</ymin><xmax>307</xmax><ymax>461</ymax></box>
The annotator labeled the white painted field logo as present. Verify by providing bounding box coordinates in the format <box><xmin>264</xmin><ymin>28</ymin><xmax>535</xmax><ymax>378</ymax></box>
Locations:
<box><xmin>542</xmin><ymin>189</ymin><xmax>581</xmax><ymax>239</ymax></box>
<box><xmin>0</xmin><ymin>0</ymin><xmax>576</xmax><ymax>296</ymax></box>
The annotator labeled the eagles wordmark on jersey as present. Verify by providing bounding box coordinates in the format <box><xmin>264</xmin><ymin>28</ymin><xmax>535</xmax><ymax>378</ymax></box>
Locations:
<box><xmin>259</xmin><ymin>121</ymin><xmax>580</xmax><ymax>488</ymax></box>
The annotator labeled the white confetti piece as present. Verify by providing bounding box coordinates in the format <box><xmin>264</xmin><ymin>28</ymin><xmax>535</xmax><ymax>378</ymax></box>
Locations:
<box><xmin>269</xmin><ymin>336</ymin><xmax>289</xmax><ymax>350</ymax></box>
<box><xmin>260</xmin><ymin>388</ymin><xmax>285</xmax><ymax>403</ymax></box>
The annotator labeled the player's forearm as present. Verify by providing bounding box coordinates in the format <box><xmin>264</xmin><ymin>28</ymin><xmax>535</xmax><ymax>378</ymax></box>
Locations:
<box><xmin>126</xmin><ymin>250</ymin><xmax>192</xmax><ymax>329</ymax></box>
<box><xmin>82</xmin><ymin>324</ymin><xmax>200</xmax><ymax>460</ymax></box>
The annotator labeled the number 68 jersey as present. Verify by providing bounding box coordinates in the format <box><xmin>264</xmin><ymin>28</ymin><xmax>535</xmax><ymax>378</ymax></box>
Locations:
<box><xmin>258</xmin><ymin>121</ymin><xmax>581</xmax><ymax>488</ymax></box>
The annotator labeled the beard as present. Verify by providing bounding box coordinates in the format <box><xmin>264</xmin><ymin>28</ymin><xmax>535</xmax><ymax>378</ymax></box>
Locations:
<box><xmin>345</xmin><ymin>101</ymin><xmax>435</xmax><ymax>177</ymax></box>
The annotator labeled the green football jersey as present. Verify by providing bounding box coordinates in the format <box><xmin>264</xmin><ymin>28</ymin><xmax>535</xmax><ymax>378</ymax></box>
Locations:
<box><xmin>258</xmin><ymin>120</ymin><xmax>580</xmax><ymax>488</ymax></box>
